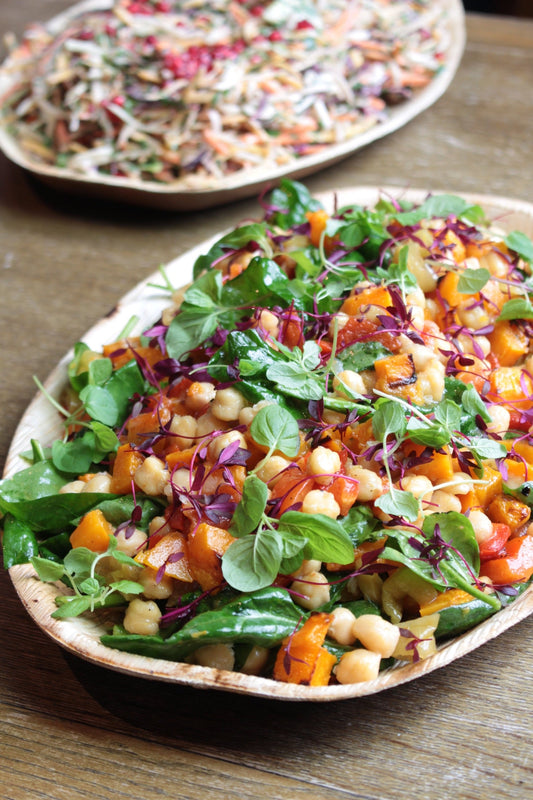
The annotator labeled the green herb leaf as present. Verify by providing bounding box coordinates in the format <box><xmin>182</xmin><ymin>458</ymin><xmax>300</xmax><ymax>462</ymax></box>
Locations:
<box><xmin>372</xmin><ymin>399</ymin><xmax>407</xmax><ymax>440</ymax></box>
<box><xmin>374</xmin><ymin>489</ymin><xmax>420</xmax><ymax>522</ymax></box>
<box><xmin>497</xmin><ymin>296</ymin><xmax>533</xmax><ymax>321</ymax></box>
<box><xmin>337</xmin><ymin>340</ymin><xmax>391</xmax><ymax>372</ymax></box>
<box><xmin>229</xmin><ymin>475</ymin><xmax>269</xmax><ymax>537</ymax></box>
<box><xmin>505</xmin><ymin>230</ymin><xmax>533</xmax><ymax>263</ymax></box>
<box><xmin>457</xmin><ymin>267</ymin><xmax>490</xmax><ymax>294</ymax></box>
<box><xmin>250</xmin><ymin>405</ymin><xmax>300</xmax><ymax>458</ymax></box>
<box><xmin>30</xmin><ymin>555</ymin><xmax>65</xmax><ymax>582</ymax></box>
<box><xmin>222</xmin><ymin>530</ymin><xmax>283</xmax><ymax>592</ymax></box>
<box><xmin>278</xmin><ymin>511</ymin><xmax>354</xmax><ymax>565</ymax></box>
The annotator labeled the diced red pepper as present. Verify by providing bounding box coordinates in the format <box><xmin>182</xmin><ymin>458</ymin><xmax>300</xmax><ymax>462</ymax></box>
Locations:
<box><xmin>479</xmin><ymin>523</ymin><xmax>512</xmax><ymax>562</ymax></box>
<box><xmin>481</xmin><ymin>533</ymin><xmax>533</xmax><ymax>585</ymax></box>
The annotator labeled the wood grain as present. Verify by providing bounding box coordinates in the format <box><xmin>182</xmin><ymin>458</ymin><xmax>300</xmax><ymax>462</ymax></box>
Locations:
<box><xmin>1</xmin><ymin>5</ymin><xmax>533</xmax><ymax>800</ymax></box>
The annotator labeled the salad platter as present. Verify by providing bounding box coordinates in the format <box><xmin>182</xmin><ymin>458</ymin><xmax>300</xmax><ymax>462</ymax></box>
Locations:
<box><xmin>3</xmin><ymin>182</ymin><xmax>533</xmax><ymax>701</ymax></box>
<box><xmin>0</xmin><ymin>0</ymin><xmax>465</xmax><ymax>210</ymax></box>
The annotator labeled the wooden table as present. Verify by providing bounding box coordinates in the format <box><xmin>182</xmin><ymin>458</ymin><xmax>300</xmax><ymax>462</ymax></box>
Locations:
<box><xmin>1</xmin><ymin>5</ymin><xmax>532</xmax><ymax>798</ymax></box>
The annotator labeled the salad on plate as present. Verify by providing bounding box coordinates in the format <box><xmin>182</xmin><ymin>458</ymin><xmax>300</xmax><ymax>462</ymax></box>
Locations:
<box><xmin>2</xmin><ymin>179</ymin><xmax>533</xmax><ymax>688</ymax></box>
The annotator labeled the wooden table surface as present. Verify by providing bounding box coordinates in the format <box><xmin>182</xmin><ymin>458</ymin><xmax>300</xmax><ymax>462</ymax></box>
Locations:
<box><xmin>1</xmin><ymin>5</ymin><xmax>532</xmax><ymax>799</ymax></box>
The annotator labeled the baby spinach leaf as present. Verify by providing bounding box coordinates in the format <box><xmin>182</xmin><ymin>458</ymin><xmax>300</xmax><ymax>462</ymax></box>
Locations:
<box><xmin>193</xmin><ymin>222</ymin><xmax>271</xmax><ymax>278</ymax></box>
<box><xmin>101</xmin><ymin>587</ymin><xmax>304</xmax><ymax>660</ymax></box>
<box><xmin>267</xmin><ymin>178</ymin><xmax>321</xmax><ymax>229</ymax></box>
<box><xmin>2</xmin><ymin>514</ymin><xmax>39</xmax><ymax>568</ymax></box>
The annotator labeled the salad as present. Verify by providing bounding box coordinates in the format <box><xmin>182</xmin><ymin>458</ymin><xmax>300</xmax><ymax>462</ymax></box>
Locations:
<box><xmin>2</xmin><ymin>179</ymin><xmax>533</xmax><ymax>687</ymax></box>
<box><xmin>0</xmin><ymin>0</ymin><xmax>450</xmax><ymax>187</ymax></box>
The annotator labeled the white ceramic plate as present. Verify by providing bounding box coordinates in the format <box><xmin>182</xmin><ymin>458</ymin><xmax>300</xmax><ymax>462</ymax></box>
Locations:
<box><xmin>0</xmin><ymin>0</ymin><xmax>466</xmax><ymax>211</ymax></box>
<box><xmin>5</xmin><ymin>186</ymin><xmax>533</xmax><ymax>701</ymax></box>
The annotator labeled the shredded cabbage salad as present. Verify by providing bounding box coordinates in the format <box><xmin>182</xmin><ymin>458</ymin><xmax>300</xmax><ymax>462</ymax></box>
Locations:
<box><xmin>1</xmin><ymin>0</ymin><xmax>450</xmax><ymax>187</ymax></box>
<box><xmin>2</xmin><ymin>180</ymin><xmax>533</xmax><ymax>687</ymax></box>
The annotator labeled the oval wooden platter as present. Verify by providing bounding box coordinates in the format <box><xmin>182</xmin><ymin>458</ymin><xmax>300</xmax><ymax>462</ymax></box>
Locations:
<box><xmin>5</xmin><ymin>186</ymin><xmax>533</xmax><ymax>701</ymax></box>
<box><xmin>0</xmin><ymin>0</ymin><xmax>465</xmax><ymax>211</ymax></box>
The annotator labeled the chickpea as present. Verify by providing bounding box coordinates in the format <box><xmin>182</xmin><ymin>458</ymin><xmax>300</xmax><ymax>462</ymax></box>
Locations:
<box><xmin>479</xmin><ymin>250</ymin><xmax>510</xmax><ymax>279</ymax></box>
<box><xmin>255</xmin><ymin>455</ymin><xmax>291</xmax><ymax>486</ymax></box>
<box><xmin>408</xmin><ymin>304</ymin><xmax>425</xmax><ymax>329</ymax></box>
<box><xmin>322</xmin><ymin>409</ymin><xmax>346</xmax><ymax>426</ymax></box>
<box><xmin>148</xmin><ymin>515</ymin><xmax>173</xmax><ymax>539</ymax></box>
<box><xmin>352</xmin><ymin>614</ymin><xmax>401</xmax><ymax>658</ymax></box>
<box><xmin>207</xmin><ymin>430</ymin><xmax>247</xmax><ymax>460</ymax></box>
<box><xmin>334</xmin><ymin>648</ymin><xmax>381</xmax><ymax>684</ymax></box>
<box><xmin>418</xmin><ymin>360</ymin><xmax>445</xmax><ymax>403</ymax></box>
<box><xmin>486</xmin><ymin>404</ymin><xmax>511</xmax><ymax>436</ymax></box>
<box><xmin>169</xmin><ymin>468</ymin><xmax>193</xmax><ymax>492</ymax></box>
<box><xmin>169</xmin><ymin>414</ymin><xmax>198</xmax><ymax>449</ymax></box>
<box><xmin>357</xmin><ymin>574</ymin><xmax>383</xmax><ymax>606</ymax></box>
<box><xmin>440</xmin><ymin>472</ymin><xmax>473</xmax><ymax>495</ymax></box>
<box><xmin>291</xmin><ymin>571</ymin><xmax>331</xmax><ymax>610</ymax></box>
<box><xmin>425</xmin><ymin>489</ymin><xmax>462</xmax><ymax>515</ymax></box>
<box><xmin>306</xmin><ymin>446</ymin><xmax>341</xmax><ymax>485</ymax></box>
<box><xmin>401</xmin><ymin>474</ymin><xmax>433</xmax><ymax>500</ymax></box>
<box><xmin>291</xmin><ymin>559</ymin><xmax>322</xmax><ymax>578</ymax></box>
<box><xmin>185</xmin><ymin>381</ymin><xmax>216</xmax><ymax>412</ymax></box>
<box><xmin>457</xmin><ymin>301</ymin><xmax>490</xmax><ymax>331</ymax></box>
<box><xmin>114</xmin><ymin>526</ymin><xmax>148</xmax><ymax>557</ymax></box>
<box><xmin>258</xmin><ymin>309</ymin><xmax>279</xmax><ymax>338</ymax></box>
<box><xmin>241</xmin><ymin>646</ymin><xmax>269</xmax><ymax>676</ymax></box>
<box><xmin>194</xmin><ymin>643</ymin><xmax>235</xmax><ymax>671</ymax></box>
<box><xmin>138</xmin><ymin>567</ymin><xmax>174</xmax><ymax>600</ymax></box>
<box><xmin>455</xmin><ymin>333</ymin><xmax>491</xmax><ymax>358</ymax></box>
<box><xmin>405</xmin><ymin>242</ymin><xmax>438</xmax><ymax>292</ymax></box>
<box><xmin>400</xmin><ymin>342</ymin><xmax>435</xmax><ymax>372</ymax></box>
<box><xmin>333</xmin><ymin>369</ymin><xmax>366</xmax><ymax>398</ymax></box>
<box><xmin>406</xmin><ymin>286</ymin><xmax>426</xmax><ymax>309</ymax></box>
<box><xmin>330</xmin><ymin>313</ymin><xmax>349</xmax><ymax>337</ymax></box>
<box><xmin>301</xmin><ymin>489</ymin><xmax>341</xmax><ymax>519</ymax></box>
<box><xmin>196</xmin><ymin>411</ymin><xmax>227</xmax><ymax>437</ymax></box>
<box><xmin>82</xmin><ymin>472</ymin><xmax>112</xmax><ymax>493</ymax></box>
<box><xmin>468</xmin><ymin>509</ymin><xmax>493</xmax><ymax>545</ymax></box>
<box><xmin>211</xmin><ymin>386</ymin><xmax>246</xmax><ymax>422</ymax></box>
<box><xmin>238</xmin><ymin>400</ymin><xmax>273</xmax><ymax>427</ymax></box>
<box><xmin>328</xmin><ymin>607</ymin><xmax>357</xmax><ymax>646</ymax></box>
<box><xmin>59</xmin><ymin>480</ymin><xmax>85</xmax><ymax>494</ymax></box>
<box><xmin>347</xmin><ymin>466</ymin><xmax>383</xmax><ymax>502</ymax></box>
<box><xmin>134</xmin><ymin>455</ymin><xmax>169</xmax><ymax>496</ymax></box>
<box><xmin>123</xmin><ymin>598</ymin><xmax>161</xmax><ymax>636</ymax></box>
